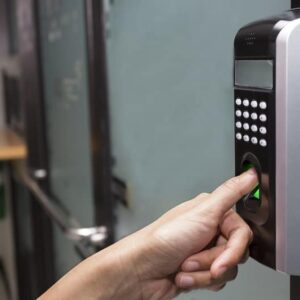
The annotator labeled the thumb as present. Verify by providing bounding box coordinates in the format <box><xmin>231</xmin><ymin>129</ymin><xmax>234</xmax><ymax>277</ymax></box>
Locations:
<box><xmin>205</xmin><ymin>169</ymin><xmax>258</xmax><ymax>217</ymax></box>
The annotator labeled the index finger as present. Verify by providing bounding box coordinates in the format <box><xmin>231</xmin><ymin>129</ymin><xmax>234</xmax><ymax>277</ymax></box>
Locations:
<box><xmin>209</xmin><ymin>168</ymin><xmax>258</xmax><ymax>216</ymax></box>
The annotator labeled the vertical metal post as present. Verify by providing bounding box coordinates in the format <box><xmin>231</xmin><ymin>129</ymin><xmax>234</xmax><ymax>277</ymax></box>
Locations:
<box><xmin>288</xmin><ymin>2</ymin><xmax>300</xmax><ymax>300</ymax></box>
<box><xmin>290</xmin><ymin>3</ymin><xmax>300</xmax><ymax>299</ymax></box>
<box><xmin>16</xmin><ymin>0</ymin><xmax>55</xmax><ymax>297</ymax></box>
<box><xmin>290</xmin><ymin>4</ymin><xmax>300</xmax><ymax>300</ymax></box>
<box><xmin>85</xmin><ymin>0</ymin><xmax>115</xmax><ymax>247</ymax></box>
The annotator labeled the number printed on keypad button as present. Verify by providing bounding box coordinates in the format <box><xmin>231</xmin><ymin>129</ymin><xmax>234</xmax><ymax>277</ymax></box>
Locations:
<box><xmin>259</xmin><ymin>102</ymin><xmax>267</xmax><ymax>110</ymax></box>
<box><xmin>251</xmin><ymin>100</ymin><xmax>258</xmax><ymax>108</ymax></box>
<box><xmin>243</xmin><ymin>99</ymin><xmax>249</xmax><ymax>107</ymax></box>
<box><xmin>259</xmin><ymin>127</ymin><xmax>267</xmax><ymax>135</ymax></box>
<box><xmin>236</xmin><ymin>110</ymin><xmax>242</xmax><ymax>117</ymax></box>
<box><xmin>260</xmin><ymin>139</ymin><xmax>267</xmax><ymax>147</ymax></box>
<box><xmin>251</xmin><ymin>113</ymin><xmax>258</xmax><ymax>120</ymax></box>
<box><xmin>251</xmin><ymin>125</ymin><xmax>258</xmax><ymax>132</ymax></box>
<box><xmin>251</xmin><ymin>137</ymin><xmax>258</xmax><ymax>145</ymax></box>
<box><xmin>236</xmin><ymin>133</ymin><xmax>242</xmax><ymax>140</ymax></box>
<box><xmin>259</xmin><ymin>114</ymin><xmax>267</xmax><ymax>122</ymax></box>
<box><xmin>243</xmin><ymin>123</ymin><xmax>250</xmax><ymax>130</ymax></box>
<box><xmin>243</xmin><ymin>135</ymin><xmax>250</xmax><ymax>142</ymax></box>
<box><xmin>236</xmin><ymin>122</ymin><xmax>242</xmax><ymax>129</ymax></box>
<box><xmin>243</xmin><ymin>111</ymin><xmax>250</xmax><ymax>119</ymax></box>
<box><xmin>236</xmin><ymin>98</ymin><xmax>242</xmax><ymax>106</ymax></box>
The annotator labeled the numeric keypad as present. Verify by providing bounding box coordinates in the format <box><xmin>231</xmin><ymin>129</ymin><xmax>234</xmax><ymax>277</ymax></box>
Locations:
<box><xmin>235</xmin><ymin>97</ymin><xmax>268</xmax><ymax>147</ymax></box>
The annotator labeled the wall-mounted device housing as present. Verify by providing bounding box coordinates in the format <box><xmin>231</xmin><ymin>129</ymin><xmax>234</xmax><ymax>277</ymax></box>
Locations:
<box><xmin>234</xmin><ymin>9</ymin><xmax>300</xmax><ymax>276</ymax></box>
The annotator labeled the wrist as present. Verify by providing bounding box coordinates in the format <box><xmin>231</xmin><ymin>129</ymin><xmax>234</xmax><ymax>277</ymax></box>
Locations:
<box><xmin>38</xmin><ymin>226</ymin><xmax>163</xmax><ymax>300</ymax></box>
<box><xmin>92</xmin><ymin>227</ymin><xmax>155</xmax><ymax>300</ymax></box>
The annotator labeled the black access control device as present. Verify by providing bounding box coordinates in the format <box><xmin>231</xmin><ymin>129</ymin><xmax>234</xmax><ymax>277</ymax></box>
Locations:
<box><xmin>234</xmin><ymin>9</ymin><xmax>300</xmax><ymax>275</ymax></box>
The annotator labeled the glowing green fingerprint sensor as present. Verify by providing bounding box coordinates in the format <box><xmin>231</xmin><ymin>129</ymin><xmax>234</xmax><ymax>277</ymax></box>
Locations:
<box><xmin>253</xmin><ymin>186</ymin><xmax>260</xmax><ymax>200</ymax></box>
<box><xmin>243</xmin><ymin>163</ymin><xmax>254</xmax><ymax>171</ymax></box>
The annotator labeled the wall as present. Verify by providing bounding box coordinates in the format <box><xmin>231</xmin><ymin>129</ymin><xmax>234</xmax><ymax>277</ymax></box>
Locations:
<box><xmin>106</xmin><ymin>1</ymin><xmax>290</xmax><ymax>299</ymax></box>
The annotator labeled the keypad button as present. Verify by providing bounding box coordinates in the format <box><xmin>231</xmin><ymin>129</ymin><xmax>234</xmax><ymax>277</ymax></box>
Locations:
<box><xmin>260</xmin><ymin>139</ymin><xmax>267</xmax><ymax>147</ymax></box>
<box><xmin>243</xmin><ymin>99</ymin><xmax>250</xmax><ymax>107</ymax></box>
<box><xmin>243</xmin><ymin>123</ymin><xmax>250</xmax><ymax>130</ymax></box>
<box><xmin>236</xmin><ymin>133</ymin><xmax>242</xmax><ymax>140</ymax></box>
<box><xmin>251</xmin><ymin>125</ymin><xmax>258</xmax><ymax>132</ymax></box>
<box><xmin>251</xmin><ymin>100</ymin><xmax>258</xmax><ymax>108</ymax></box>
<box><xmin>259</xmin><ymin>102</ymin><xmax>267</xmax><ymax>110</ymax></box>
<box><xmin>236</xmin><ymin>110</ymin><xmax>242</xmax><ymax>117</ymax></box>
<box><xmin>251</xmin><ymin>137</ymin><xmax>258</xmax><ymax>145</ymax></box>
<box><xmin>243</xmin><ymin>111</ymin><xmax>250</xmax><ymax>119</ymax></box>
<box><xmin>236</xmin><ymin>98</ymin><xmax>242</xmax><ymax>106</ymax></box>
<box><xmin>259</xmin><ymin>114</ymin><xmax>267</xmax><ymax>122</ymax></box>
<box><xmin>251</xmin><ymin>113</ymin><xmax>258</xmax><ymax>120</ymax></box>
<box><xmin>243</xmin><ymin>135</ymin><xmax>250</xmax><ymax>142</ymax></box>
<box><xmin>259</xmin><ymin>127</ymin><xmax>267</xmax><ymax>135</ymax></box>
<box><xmin>236</xmin><ymin>121</ymin><xmax>242</xmax><ymax>129</ymax></box>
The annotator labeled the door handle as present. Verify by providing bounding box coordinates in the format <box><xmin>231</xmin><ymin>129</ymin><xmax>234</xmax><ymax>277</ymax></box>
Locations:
<box><xmin>16</xmin><ymin>162</ymin><xmax>108</xmax><ymax>257</ymax></box>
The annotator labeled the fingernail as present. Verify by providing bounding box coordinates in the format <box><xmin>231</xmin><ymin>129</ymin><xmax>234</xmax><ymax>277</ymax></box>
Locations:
<box><xmin>215</xmin><ymin>266</ymin><xmax>227</xmax><ymax>278</ymax></box>
<box><xmin>179</xmin><ymin>275</ymin><xmax>195</xmax><ymax>288</ymax></box>
<box><xmin>183</xmin><ymin>261</ymin><xmax>200</xmax><ymax>272</ymax></box>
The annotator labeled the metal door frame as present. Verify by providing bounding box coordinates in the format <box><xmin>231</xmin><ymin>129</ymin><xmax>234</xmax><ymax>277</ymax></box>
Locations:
<box><xmin>10</xmin><ymin>0</ymin><xmax>115</xmax><ymax>297</ymax></box>
<box><xmin>85</xmin><ymin>0</ymin><xmax>115</xmax><ymax>246</ymax></box>
<box><xmin>288</xmin><ymin>3</ymin><xmax>299</xmax><ymax>300</ymax></box>
<box><xmin>16</xmin><ymin>0</ymin><xmax>55</xmax><ymax>298</ymax></box>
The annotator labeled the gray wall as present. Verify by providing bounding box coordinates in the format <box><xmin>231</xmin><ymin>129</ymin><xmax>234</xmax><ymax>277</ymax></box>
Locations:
<box><xmin>106</xmin><ymin>1</ymin><xmax>290</xmax><ymax>299</ymax></box>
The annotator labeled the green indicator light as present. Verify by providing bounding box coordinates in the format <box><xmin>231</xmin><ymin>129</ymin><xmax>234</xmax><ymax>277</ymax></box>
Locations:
<box><xmin>243</xmin><ymin>163</ymin><xmax>254</xmax><ymax>172</ymax></box>
<box><xmin>253</xmin><ymin>186</ymin><xmax>260</xmax><ymax>200</ymax></box>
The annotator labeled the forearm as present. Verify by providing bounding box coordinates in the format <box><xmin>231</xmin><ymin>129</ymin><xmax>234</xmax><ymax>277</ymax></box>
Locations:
<box><xmin>38</xmin><ymin>171</ymin><xmax>256</xmax><ymax>300</ymax></box>
<box><xmin>38</xmin><ymin>232</ymin><xmax>147</xmax><ymax>300</ymax></box>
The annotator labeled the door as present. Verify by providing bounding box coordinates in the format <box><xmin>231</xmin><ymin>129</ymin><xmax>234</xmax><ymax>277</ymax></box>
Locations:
<box><xmin>11</xmin><ymin>1</ymin><xmax>115</xmax><ymax>295</ymax></box>
<box><xmin>37</xmin><ymin>0</ymin><xmax>114</xmax><ymax>278</ymax></box>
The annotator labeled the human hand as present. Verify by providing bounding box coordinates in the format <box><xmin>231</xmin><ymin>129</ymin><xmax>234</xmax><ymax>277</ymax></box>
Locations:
<box><xmin>38</xmin><ymin>169</ymin><xmax>257</xmax><ymax>300</ymax></box>
<box><xmin>128</xmin><ymin>168</ymin><xmax>257</xmax><ymax>299</ymax></box>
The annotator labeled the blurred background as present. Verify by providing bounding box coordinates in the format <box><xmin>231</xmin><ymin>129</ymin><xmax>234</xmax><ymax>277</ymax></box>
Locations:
<box><xmin>0</xmin><ymin>0</ymin><xmax>293</xmax><ymax>299</ymax></box>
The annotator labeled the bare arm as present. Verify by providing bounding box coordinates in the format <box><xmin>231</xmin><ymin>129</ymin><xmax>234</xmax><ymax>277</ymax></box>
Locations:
<box><xmin>39</xmin><ymin>169</ymin><xmax>257</xmax><ymax>300</ymax></box>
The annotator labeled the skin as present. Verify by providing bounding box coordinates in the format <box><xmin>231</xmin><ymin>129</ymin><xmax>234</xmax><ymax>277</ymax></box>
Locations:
<box><xmin>39</xmin><ymin>168</ymin><xmax>257</xmax><ymax>300</ymax></box>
